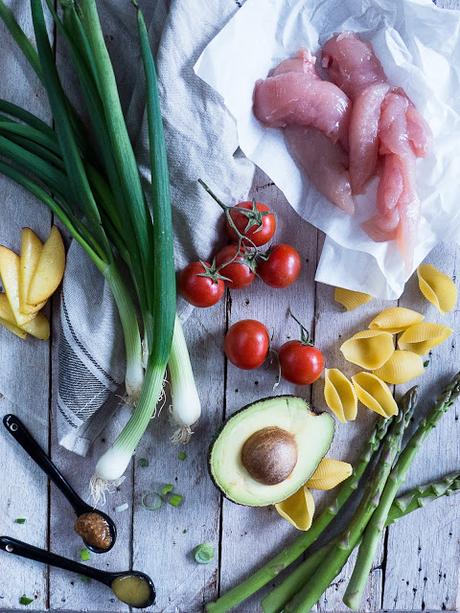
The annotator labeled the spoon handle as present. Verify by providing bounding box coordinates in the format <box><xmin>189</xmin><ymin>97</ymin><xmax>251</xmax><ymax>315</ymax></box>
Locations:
<box><xmin>0</xmin><ymin>536</ymin><xmax>111</xmax><ymax>584</ymax></box>
<box><xmin>3</xmin><ymin>414</ymin><xmax>90</xmax><ymax>516</ymax></box>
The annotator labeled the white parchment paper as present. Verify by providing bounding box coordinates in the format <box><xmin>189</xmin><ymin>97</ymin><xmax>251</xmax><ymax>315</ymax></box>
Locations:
<box><xmin>194</xmin><ymin>0</ymin><xmax>460</xmax><ymax>299</ymax></box>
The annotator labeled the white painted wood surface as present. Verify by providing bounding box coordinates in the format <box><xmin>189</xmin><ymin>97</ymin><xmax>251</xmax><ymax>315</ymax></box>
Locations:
<box><xmin>0</xmin><ymin>1</ymin><xmax>458</xmax><ymax>612</ymax></box>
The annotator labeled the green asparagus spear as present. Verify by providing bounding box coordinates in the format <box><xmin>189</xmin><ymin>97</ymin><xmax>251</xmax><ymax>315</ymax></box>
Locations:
<box><xmin>283</xmin><ymin>388</ymin><xmax>417</xmax><ymax>613</ymax></box>
<box><xmin>386</xmin><ymin>471</ymin><xmax>460</xmax><ymax>525</ymax></box>
<box><xmin>344</xmin><ymin>372</ymin><xmax>460</xmax><ymax>610</ymax></box>
<box><xmin>206</xmin><ymin>415</ymin><xmax>393</xmax><ymax>613</ymax></box>
<box><xmin>262</xmin><ymin>470</ymin><xmax>460</xmax><ymax>613</ymax></box>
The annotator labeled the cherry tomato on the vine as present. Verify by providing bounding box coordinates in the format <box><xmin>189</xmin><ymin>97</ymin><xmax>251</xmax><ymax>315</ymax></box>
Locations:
<box><xmin>279</xmin><ymin>340</ymin><xmax>324</xmax><ymax>385</ymax></box>
<box><xmin>257</xmin><ymin>244</ymin><xmax>301</xmax><ymax>288</ymax></box>
<box><xmin>179</xmin><ymin>261</ymin><xmax>225</xmax><ymax>308</ymax></box>
<box><xmin>224</xmin><ymin>319</ymin><xmax>270</xmax><ymax>370</ymax></box>
<box><xmin>215</xmin><ymin>244</ymin><xmax>256</xmax><ymax>289</ymax></box>
<box><xmin>226</xmin><ymin>201</ymin><xmax>276</xmax><ymax>247</ymax></box>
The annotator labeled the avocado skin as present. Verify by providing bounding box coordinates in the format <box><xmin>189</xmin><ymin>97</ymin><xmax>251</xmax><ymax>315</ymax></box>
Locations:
<box><xmin>207</xmin><ymin>395</ymin><xmax>336</xmax><ymax>507</ymax></box>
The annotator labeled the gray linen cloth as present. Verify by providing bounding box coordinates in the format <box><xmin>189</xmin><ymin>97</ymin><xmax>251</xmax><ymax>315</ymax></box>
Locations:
<box><xmin>58</xmin><ymin>0</ymin><xmax>254</xmax><ymax>454</ymax></box>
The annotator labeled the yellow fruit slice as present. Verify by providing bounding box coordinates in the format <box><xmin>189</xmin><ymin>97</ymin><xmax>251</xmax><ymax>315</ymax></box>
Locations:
<box><xmin>28</xmin><ymin>226</ymin><xmax>65</xmax><ymax>305</ymax></box>
<box><xmin>0</xmin><ymin>293</ymin><xmax>49</xmax><ymax>340</ymax></box>
<box><xmin>19</xmin><ymin>228</ymin><xmax>46</xmax><ymax>314</ymax></box>
<box><xmin>0</xmin><ymin>317</ymin><xmax>27</xmax><ymax>339</ymax></box>
<box><xmin>0</xmin><ymin>246</ymin><xmax>36</xmax><ymax>326</ymax></box>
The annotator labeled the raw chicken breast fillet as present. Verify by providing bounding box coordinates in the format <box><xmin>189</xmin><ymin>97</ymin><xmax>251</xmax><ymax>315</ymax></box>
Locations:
<box><xmin>253</xmin><ymin>52</ymin><xmax>351</xmax><ymax>145</ymax></box>
<box><xmin>349</xmin><ymin>82</ymin><xmax>390</xmax><ymax>194</ymax></box>
<box><xmin>322</xmin><ymin>32</ymin><xmax>387</xmax><ymax>99</ymax></box>
<box><xmin>285</xmin><ymin>125</ymin><xmax>354</xmax><ymax>215</ymax></box>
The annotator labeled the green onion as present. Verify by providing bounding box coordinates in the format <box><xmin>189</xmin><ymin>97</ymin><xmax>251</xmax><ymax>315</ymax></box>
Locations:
<box><xmin>14</xmin><ymin>518</ymin><xmax>26</xmax><ymax>524</ymax></box>
<box><xmin>194</xmin><ymin>543</ymin><xmax>214</xmax><ymax>564</ymax></box>
<box><xmin>80</xmin><ymin>548</ymin><xmax>91</xmax><ymax>562</ymax></box>
<box><xmin>160</xmin><ymin>483</ymin><xmax>174</xmax><ymax>496</ymax></box>
<box><xmin>178</xmin><ymin>451</ymin><xmax>187</xmax><ymax>461</ymax></box>
<box><xmin>0</xmin><ymin>0</ymin><xmax>199</xmax><ymax>495</ymax></box>
<box><xmin>169</xmin><ymin>317</ymin><xmax>201</xmax><ymax>443</ymax></box>
<box><xmin>167</xmin><ymin>494</ymin><xmax>184</xmax><ymax>508</ymax></box>
<box><xmin>19</xmin><ymin>595</ymin><xmax>34</xmax><ymax>606</ymax></box>
<box><xmin>141</xmin><ymin>491</ymin><xmax>162</xmax><ymax>511</ymax></box>
<box><xmin>138</xmin><ymin>458</ymin><xmax>149</xmax><ymax>468</ymax></box>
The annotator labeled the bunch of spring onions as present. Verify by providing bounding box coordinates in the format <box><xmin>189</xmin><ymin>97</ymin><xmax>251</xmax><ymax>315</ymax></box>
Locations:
<box><xmin>0</xmin><ymin>0</ymin><xmax>201</xmax><ymax>495</ymax></box>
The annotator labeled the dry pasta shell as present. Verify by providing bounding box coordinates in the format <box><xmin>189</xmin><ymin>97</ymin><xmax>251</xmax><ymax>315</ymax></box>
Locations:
<box><xmin>324</xmin><ymin>368</ymin><xmax>358</xmax><ymax>423</ymax></box>
<box><xmin>369</xmin><ymin>307</ymin><xmax>424</xmax><ymax>334</ymax></box>
<box><xmin>306</xmin><ymin>458</ymin><xmax>352</xmax><ymax>490</ymax></box>
<box><xmin>275</xmin><ymin>486</ymin><xmax>315</xmax><ymax>531</ymax></box>
<box><xmin>373</xmin><ymin>350</ymin><xmax>424</xmax><ymax>384</ymax></box>
<box><xmin>351</xmin><ymin>372</ymin><xmax>398</xmax><ymax>418</ymax></box>
<box><xmin>334</xmin><ymin>287</ymin><xmax>372</xmax><ymax>311</ymax></box>
<box><xmin>417</xmin><ymin>264</ymin><xmax>457</xmax><ymax>314</ymax></box>
<box><xmin>397</xmin><ymin>322</ymin><xmax>453</xmax><ymax>355</ymax></box>
<box><xmin>340</xmin><ymin>330</ymin><xmax>395</xmax><ymax>370</ymax></box>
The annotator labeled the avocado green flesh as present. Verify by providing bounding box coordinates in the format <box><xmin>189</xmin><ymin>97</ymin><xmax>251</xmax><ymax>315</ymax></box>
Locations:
<box><xmin>210</xmin><ymin>396</ymin><xmax>335</xmax><ymax>507</ymax></box>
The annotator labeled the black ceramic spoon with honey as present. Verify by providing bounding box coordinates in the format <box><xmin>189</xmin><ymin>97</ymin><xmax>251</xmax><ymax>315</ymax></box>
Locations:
<box><xmin>3</xmin><ymin>414</ymin><xmax>116</xmax><ymax>553</ymax></box>
<box><xmin>0</xmin><ymin>537</ymin><xmax>155</xmax><ymax>609</ymax></box>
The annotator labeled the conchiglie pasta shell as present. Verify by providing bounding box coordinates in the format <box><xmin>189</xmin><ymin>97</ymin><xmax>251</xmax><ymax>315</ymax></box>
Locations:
<box><xmin>275</xmin><ymin>486</ymin><xmax>315</xmax><ymax>531</ymax></box>
<box><xmin>324</xmin><ymin>368</ymin><xmax>358</xmax><ymax>423</ymax></box>
<box><xmin>351</xmin><ymin>372</ymin><xmax>398</xmax><ymax>418</ymax></box>
<box><xmin>306</xmin><ymin>458</ymin><xmax>353</xmax><ymax>490</ymax></box>
<box><xmin>417</xmin><ymin>264</ymin><xmax>457</xmax><ymax>314</ymax></box>
<box><xmin>369</xmin><ymin>307</ymin><xmax>424</xmax><ymax>334</ymax></box>
<box><xmin>373</xmin><ymin>350</ymin><xmax>424</xmax><ymax>384</ymax></box>
<box><xmin>335</xmin><ymin>287</ymin><xmax>373</xmax><ymax>311</ymax></box>
<box><xmin>340</xmin><ymin>330</ymin><xmax>394</xmax><ymax>370</ymax></box>
<box><xmin>398</xmin><ymin>322</ymin><xmax>453</xmax><ymax>355</ymax></box>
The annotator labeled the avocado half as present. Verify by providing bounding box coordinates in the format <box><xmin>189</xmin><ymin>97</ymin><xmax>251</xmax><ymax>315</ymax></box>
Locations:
<box><xmin>209</xmin><ymin>396</ymin><xmax>335</xmax><ymax>507</ymax></box>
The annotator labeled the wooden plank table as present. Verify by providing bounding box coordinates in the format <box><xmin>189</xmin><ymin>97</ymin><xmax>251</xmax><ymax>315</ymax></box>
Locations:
<box><xmin>0</xmin><ymin>1</ymin><xmax>458</xmax><ymax>611</ymax></box>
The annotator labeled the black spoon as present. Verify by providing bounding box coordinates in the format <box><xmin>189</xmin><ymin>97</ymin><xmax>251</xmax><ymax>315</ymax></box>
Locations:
<box><xmin>0</xmin><ymin>536</ymin><xmax>155</xmax><ymax>609</ymax></box>
<box><xmin>3</xmin><ymin>414</ymin><xmax>116</xmax><ymax>554</ymax></box>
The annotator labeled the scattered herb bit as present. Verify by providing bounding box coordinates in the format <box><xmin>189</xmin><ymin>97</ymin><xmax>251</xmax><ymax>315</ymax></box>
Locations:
<box><xmin>161</xmin><ymin>483</ymin><xmax>174</xmax><ymax>496</ymax></box>
<box><xmin>138</xmin><ymin>458</ymin><xmax>149</xmax><ymax>468</ymax></box>
<box><xmin>194</xmin><ymin>543</ymin><xmax>214</xmax><ymax>564</ymax></box>
<box><xmin>19</xmin><ymin>595</ymin><xmax>34</xmax><ymax>606</ymax></box>
<box><xmin>79</xmin><ymin>575</ymin><xmax>91</xmax><ymax>584</ymax></box>
<box><xmin>80</xmin><ymin>548</ymin><xmax>91</xmax><ymax>562</ymax></box>
<box><xmin>423</xmin><ymin>360</ymin><xmax>430</xmax><ymax>368</ymax></box>
<box><xmin>168</xmin><ymin>494</ymin><xmax>184</xmax><ymax>508</ymax></box>
<box><xmin>182</xmin><ymin>528</ymin><xmax>187</xmax><ymax>534</ymax></box>
<box><xmin>178</xmin><ymin>451</ymin><xmax>187</xmax><ymax>461</ymax></box>
<box><xmin>141</xmin><ymin>491</ymin><xmax>162</xmax><ymax>511</ymax></box>
<box><xmin>14</xmin><ymin>518</ymin><xmax>26</xmax><ymax>524</ymax></box>
<box><xmin>115</xmin><ymin>503</ymin><xmax>129</xmax><ymax>513</ymax></box>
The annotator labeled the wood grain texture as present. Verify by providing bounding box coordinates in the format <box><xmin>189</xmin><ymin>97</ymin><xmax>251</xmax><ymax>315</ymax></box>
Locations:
<box><xmin>0</xmin><ymin>0</ymin><xmax>459</xmax><ymax>611</ymax></box>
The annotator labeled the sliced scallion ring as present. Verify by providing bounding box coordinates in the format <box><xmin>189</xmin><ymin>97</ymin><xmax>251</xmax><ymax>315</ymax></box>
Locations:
<box><xmin>141</xmin><ymin>491</ymin><xmax>162</xmax><ymax>511</ymax></box>
<box><xmin>194</xmin><ymin>543</ymin><xmax>214</xmax><ymax>564</ymax></box>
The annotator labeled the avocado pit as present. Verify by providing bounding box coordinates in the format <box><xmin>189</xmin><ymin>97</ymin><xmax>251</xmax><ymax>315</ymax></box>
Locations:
<box><xmin>241</xmin><ymin>426</ymin><xmax>298</xmax><ymax>485</ymax></box>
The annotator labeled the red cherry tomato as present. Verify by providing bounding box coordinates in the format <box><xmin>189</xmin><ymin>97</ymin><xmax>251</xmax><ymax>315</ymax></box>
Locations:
<box><xmin>179</xmin><ymin>261</ymin><xmax>225</xmax><ymax>308</ymax></box>
<box><xmin>226</xmin><ymin>201</ymin><xmax>276</xmax><ymax>247</ymax></box>
<box><xmin>279</xmin><ymin>340</ymin><xmax>324</xmax><ymax>385</ymax></box>
<box><xmin>224</xmin><ymin>319</ymin><xmax>270</xmax><ymax>370</ymax></box>
<box><xmin>257</xmin><ymin>244</ymin><xmax>302</xmax><ymax>288</ymax></box>
<box><xmin>215</xmin><ymin>244</ymin><xmax>256</xmax><ymax>289</ymax></box>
